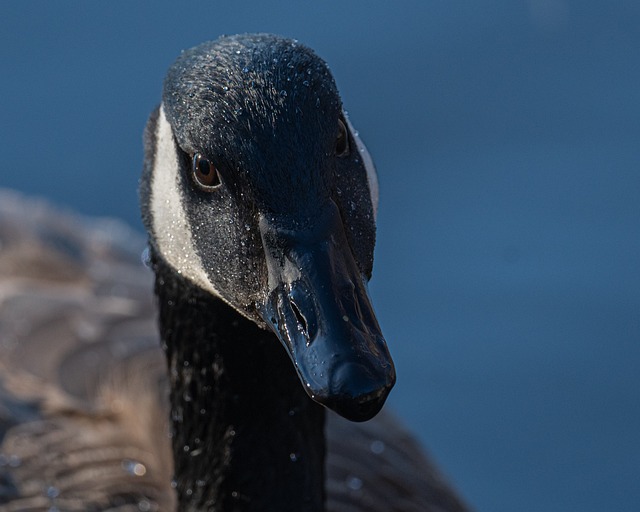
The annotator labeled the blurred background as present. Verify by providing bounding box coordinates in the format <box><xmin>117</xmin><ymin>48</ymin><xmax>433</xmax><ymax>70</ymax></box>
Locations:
<box><xmin>1</xmin><ymin>1</ymin><xmax>639</xmax><ymax>510</ymax></box>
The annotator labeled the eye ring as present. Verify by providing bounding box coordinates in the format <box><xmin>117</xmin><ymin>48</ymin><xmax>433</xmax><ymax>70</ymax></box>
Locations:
<box><xmin>336</xmin><ymin>118</ymin><xmax>350</xmax><ymax>157</ymax></box>
<box><xmin>191</xmin><ymin>153</ymin><xmax>222</xmax><ymax>190</ymax></box>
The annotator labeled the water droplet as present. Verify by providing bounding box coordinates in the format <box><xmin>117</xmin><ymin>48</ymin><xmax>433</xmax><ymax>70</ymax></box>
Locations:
<box><xmin>138</xmin><ymin>500</ymin><xmax>151</xmax><ymax>511</ymax></box>
<box><xmin>370</xmin><ymin>440</ymin><xmax>385</xmax><ymax>454</ymax></box>
<box><xmin>186</xmin><ymin>488</ymin><xmax>193</xmax><ymax>496</ymax></box>
<box><xmin>122</xmin><ymin>459</ymin><xmax>147</xmax><ymax>476</ymax></box>
<box><xmin>242</xmin><ymin>66</ymin><xmax>250</xmax><ymax>73</ymax></box>
<box><xmin>46</xmin><ymin>486</ymin><xmax>60</xmax><ymax>498</ymax></box>
<box><xmin>289</xmin><ymin>452</ymin><xmax>299</xmax><ymax>462</ymax></box>
<box><xmin>231</xmin><ymin>491</ymin><xmax>239</xmax><ymax>498</ymax></box>
<box><xmin>280</xmin><ymin>90</ymin><xmax>288</xmax><ymax>97</ymax></box>
<box><xmin>347</xmin><ymin>476</ymin><xmax>363</xmax><ymax>490</ymax></box>
<box><xmin>141</xmin><ymin>246</ymin><xmax>152</xmax><ymax>268</ymax></box>
<box><xmin>302</xmin><ymin>80</ymin><xmax>310</xmax><ymax>87</ymax></box>
<box><xmin>342</xmin><ymin>315</ymin><xmax>349</xmax><ymax>322</ymax></box>
<box><xmin>222</xmin><ymin>85</ymin><xmax>229</xmax><ymax>91</ymax></box>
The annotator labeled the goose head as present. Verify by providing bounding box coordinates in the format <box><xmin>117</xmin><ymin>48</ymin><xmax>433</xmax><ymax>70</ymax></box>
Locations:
<box><xmin>140</xmin><ymin>33</ymin><xmax>394</xmax><ymax>422</ymax></box>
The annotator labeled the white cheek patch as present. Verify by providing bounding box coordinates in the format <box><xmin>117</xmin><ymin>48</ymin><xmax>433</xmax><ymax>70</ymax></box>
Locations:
<box><xmin>343</xmin><ymin>112</ymin><xmax>379</xmax><ymax>221</ymax></box>
<box><xmin>150</xmin><ymin>105</ymin><xmax>222</xmax><ymax>299</ymax></box>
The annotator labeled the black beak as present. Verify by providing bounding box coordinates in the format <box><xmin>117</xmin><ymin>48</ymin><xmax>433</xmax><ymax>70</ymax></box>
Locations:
<box><xmin>257</xmin><ymin>200</ymin><xmax>395</xmax><ymax>422</ymax></box>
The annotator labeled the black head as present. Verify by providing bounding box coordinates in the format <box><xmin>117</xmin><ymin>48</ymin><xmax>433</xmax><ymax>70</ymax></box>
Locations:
<box><xmin>140</xmin><ymin>34</ymin><xmax>393</xmax><ymax>422</ymax></box>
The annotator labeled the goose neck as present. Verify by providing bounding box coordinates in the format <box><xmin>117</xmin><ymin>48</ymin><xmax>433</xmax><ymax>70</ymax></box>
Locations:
<box><xmin>153</xmin><ymin>258</ymin><xmax>326</xmax><ymax>511</ymax></box>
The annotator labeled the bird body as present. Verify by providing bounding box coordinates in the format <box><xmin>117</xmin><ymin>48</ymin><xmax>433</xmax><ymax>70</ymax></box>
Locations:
<box><xmin>0</xmin><ymin>34</ymin><xmax>469</xmax><ymax>511</ymax></box>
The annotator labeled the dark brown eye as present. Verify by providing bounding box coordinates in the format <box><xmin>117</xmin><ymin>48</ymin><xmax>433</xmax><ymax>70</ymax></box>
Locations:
<box><xmin>192</xmin><ymin>153</ymin><xmax>221</xmax><ymax>190</ymax></box>
<box><xmin>336</xmin><ymin>118</ymin><xmax>349</xmax><ymax>157</ymax></box>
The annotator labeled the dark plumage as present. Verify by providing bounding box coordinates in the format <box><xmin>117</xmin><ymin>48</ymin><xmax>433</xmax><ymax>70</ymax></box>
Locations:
<box><xmin>0</xmin><ymin>34</ymin><xmax>470</xmax><ymax>511</ymax></box>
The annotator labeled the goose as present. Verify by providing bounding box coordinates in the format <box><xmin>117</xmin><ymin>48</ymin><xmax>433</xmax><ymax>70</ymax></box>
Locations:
<box><xmin>0</xmin><ymin>34</ymin><xmax>469</xmax><ymax>511</ymax></box>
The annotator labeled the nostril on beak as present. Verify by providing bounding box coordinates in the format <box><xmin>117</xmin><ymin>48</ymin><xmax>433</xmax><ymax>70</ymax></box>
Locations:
<box><xmin>289</xmin><ymin>298</ymin><xmax>309</xmax><ymax>337</ymax></box>
<box><xmin>287</xmin><ymin>282</ymin><xmax>319</xmax><ymax>342</ymax></box>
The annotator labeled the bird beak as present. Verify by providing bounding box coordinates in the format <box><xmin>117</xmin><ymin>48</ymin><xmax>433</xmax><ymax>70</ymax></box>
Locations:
<box><xmin>257</xmin><ymin>200</ymin><xmax>395</xmax><ymax>422</ymax></box>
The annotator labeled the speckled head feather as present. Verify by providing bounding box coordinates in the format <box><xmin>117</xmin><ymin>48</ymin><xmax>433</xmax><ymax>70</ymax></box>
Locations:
<box><xmin>163</xmin><ymin>33</ymin><xmax>341</xmax><ymax>213</ymax></box>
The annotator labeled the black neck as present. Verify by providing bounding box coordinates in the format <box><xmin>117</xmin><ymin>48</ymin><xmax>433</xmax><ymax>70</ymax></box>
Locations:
<box><xmin>153</xmin><ymin>256</ymin><xmax>326</xmax><ymax>511</ymax></box>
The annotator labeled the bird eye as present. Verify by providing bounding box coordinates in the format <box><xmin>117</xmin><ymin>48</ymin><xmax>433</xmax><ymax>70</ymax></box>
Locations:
<box><xmin>336</xmin><ymin>118</ymin><xmax>350</xmax><ymax>157</ymax></box>
<box><xmin>192</xmin><ymin>153</ymin><xmax>221</xmax><ymax>190</ymax></box>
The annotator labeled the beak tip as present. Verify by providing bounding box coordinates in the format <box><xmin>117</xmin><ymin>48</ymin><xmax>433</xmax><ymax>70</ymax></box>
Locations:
<box><xmin>317</xmin><ymin>361</ymin><xmax>395</xmax><ymax>422</ymax></box>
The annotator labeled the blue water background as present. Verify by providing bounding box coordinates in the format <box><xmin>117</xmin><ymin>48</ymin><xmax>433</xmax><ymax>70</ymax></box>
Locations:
<box><xmin>1</xmin><ymin>2</ymin><xmax>639</xmax><ymax>510</ymax></box>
